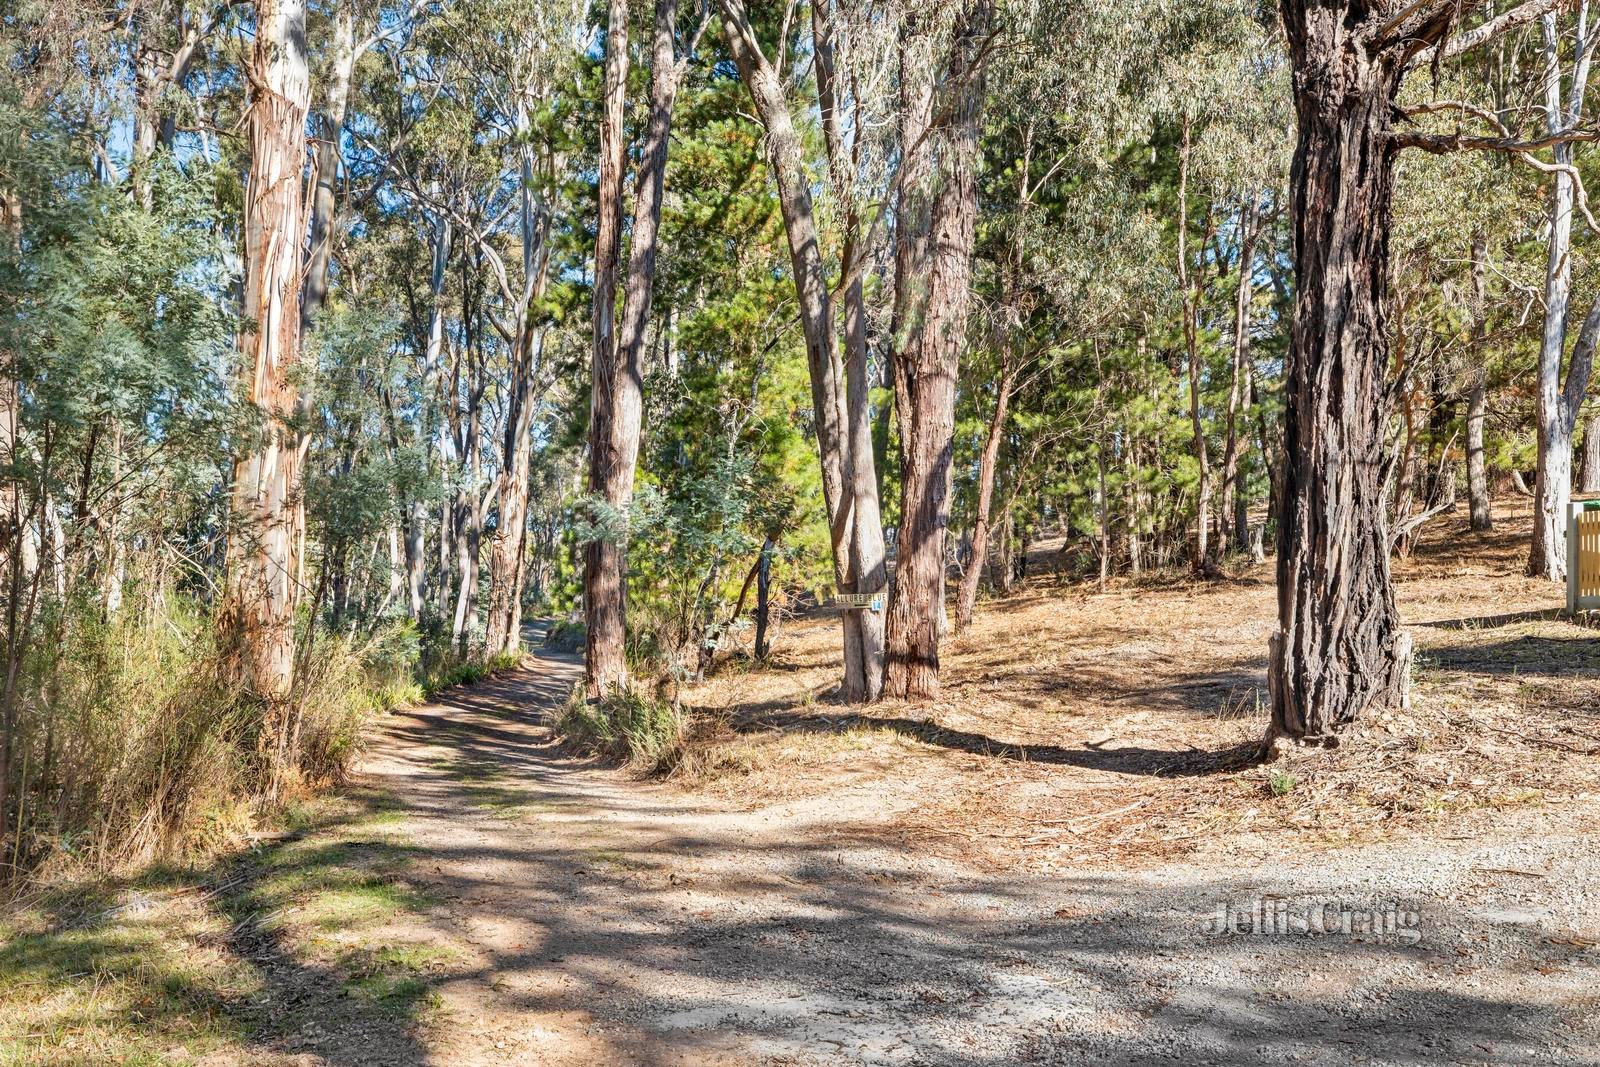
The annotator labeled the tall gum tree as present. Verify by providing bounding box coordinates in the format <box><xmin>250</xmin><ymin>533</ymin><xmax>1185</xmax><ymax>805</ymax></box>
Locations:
<box><xmin>883</xmin><ymin>0</ymin><xmax>993</xmax><ymax>701</ymax></box>
<box><xmin>225</xmin><ymin>0</ymin><xmax>310</xmax><ymax>700</ymax></box>
<box><xmin>717</xmin><ymin>0</ymin><xmax>889</xmax><ymax>702</ymax></box>
<box><xmin>585</xmin><ymin>0</ymin><xmax>699</xmax><ymax>698</ymax></box>
<box><xmin>1271</xmin><ymin>0</ymin><xmax>1561</xmax><ymax>741</ymax></box>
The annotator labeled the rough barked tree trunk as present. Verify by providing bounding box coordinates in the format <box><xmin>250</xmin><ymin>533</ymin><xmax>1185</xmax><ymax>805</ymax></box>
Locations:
<box><xmin>1272</xmin><ymin>0</ymin><xmax>1570</xmax><ymax>738</ymax></box>
<box><xmin>585</xmin><ymin>0</ymin><xmax>681</xmax><ymax>699</ymax></box>
<box><xmin>1270</xmin><ymin>0</ymin><xmax>1430</xmax><ymax>740</ymax></box>
<box><xmin>718</xmin><ymin>0</ymin><xmax>886</xmax><ymax>702</ymax></box>
<box><xmin>225</xmin><ymin>0</ymin><xmax>310</xmax><ymax>700</ymax></box>
<box><xmin>583</xmin><ymin>0</ymin><xmax>631</xmax><ymax>697</ymax></box>
<box><xmin>883</xmin><ymin>0</ymin><xmax>992</xmax><ymax>701</ymax></box>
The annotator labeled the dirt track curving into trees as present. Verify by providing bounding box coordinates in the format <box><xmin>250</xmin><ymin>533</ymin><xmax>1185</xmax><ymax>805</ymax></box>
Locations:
<box><xmin>196</xmin><ymin>622</ymin><xmax>1600</xmax><ymax>1067</ymax></box>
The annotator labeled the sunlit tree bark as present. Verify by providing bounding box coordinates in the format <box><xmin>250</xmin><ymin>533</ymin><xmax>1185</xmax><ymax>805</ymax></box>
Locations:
<box><xmin>883</xmin><ymin>0</ymin><xmax>992</xmax><ymax>701</ymax></box>
<box><xmin>225</xmin><ymin>0</ymin><xmax>310</xmax><ymax>700</ymax></box>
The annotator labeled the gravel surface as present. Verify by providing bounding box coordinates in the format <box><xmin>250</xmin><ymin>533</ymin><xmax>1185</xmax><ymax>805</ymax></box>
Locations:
<box><xmin>259</xmin><ymin>641</ymin><xmax>1600</xmax><ymax>1067</ymax></box>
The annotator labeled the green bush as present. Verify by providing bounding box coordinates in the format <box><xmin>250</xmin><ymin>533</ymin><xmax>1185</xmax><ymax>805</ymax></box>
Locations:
<box><xmin>554</xmin><ymin>685</ymin><xmax>685</xmax><ymax>771</ymax></box>
<box><xmin>543</xmin><ymin>619</ymin><xmax>586</xmax><ymax>653</ymax></box>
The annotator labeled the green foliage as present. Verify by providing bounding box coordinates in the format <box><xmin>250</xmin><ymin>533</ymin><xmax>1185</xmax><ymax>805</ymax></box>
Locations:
<box><xmin>543</xmin><ymin>618</ymin><xmax>586</xmax><ymax>653</ymax></box>
<box><xmin>555</xmin><ymin>684</ymin><xmax>685</xmax><ymax>771</ymax></box>
<box><xmin>1</xmin><ymin>594</ymin><xmax>419</xmax><ymax>883</ymax></box>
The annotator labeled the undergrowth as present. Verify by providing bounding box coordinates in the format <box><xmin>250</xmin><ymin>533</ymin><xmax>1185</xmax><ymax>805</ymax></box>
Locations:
<box><xmin>555</xmin><ymin>684</ymin><xmax>686</xmax><ymax>771</ymax></box>
<box><xmin>1</xmin><ymin>599</ymin><xmax>520</xmax><ymax>894</ymax></box>
<box><xmin>543</xmin><ymin>619</ymin><xmax>586</xmax><ymax>653</ymax></box>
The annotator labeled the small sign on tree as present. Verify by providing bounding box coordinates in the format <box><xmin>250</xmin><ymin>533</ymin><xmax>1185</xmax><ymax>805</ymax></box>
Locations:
<box><xmin>825</xmin><ymin>591</ymin><xmax>883</xmax><ymax>613</ymax></box>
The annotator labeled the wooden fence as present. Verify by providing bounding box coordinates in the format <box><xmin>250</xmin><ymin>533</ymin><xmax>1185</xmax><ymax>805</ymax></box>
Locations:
<box><xmin>1567</xmin><ymin>501</ymin><xmax>1600</xmax><ymax>614</ymax></box>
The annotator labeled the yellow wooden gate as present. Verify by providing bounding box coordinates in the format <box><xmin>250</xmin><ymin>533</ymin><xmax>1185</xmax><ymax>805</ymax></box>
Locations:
<box><xmin>1567</xmin><ymin>502</ymin><xmax>1600</xmax><ymax>613</ymax></box>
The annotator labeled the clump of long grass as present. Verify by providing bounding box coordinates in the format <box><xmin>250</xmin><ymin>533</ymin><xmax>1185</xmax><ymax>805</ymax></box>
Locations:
<box><xmin>555</xmin><ymin>684</ymin><xmax>685</xmax><ymax>771</ymax></box>
<box><xmin>2</xmin><ymin>595</ymin><xmax>423</xmax><ymax>888</ymax></box>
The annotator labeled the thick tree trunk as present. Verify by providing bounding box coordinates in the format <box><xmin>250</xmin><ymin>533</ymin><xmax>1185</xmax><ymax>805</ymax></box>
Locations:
<box><xmin>225</xmin><ymin>0</ymin><xmax>310</xmax><ymax>701</ymax></box>
<box><xmin>1271</xmin><ymin>1</ymin><xmax>1416</xmax><ymax>740</ymax></box>
<box><xmin>883</xmin><ymin>0</ymin><xmax>991</xmax><ymax>701</ymax></box>
<box><xmin>583</xmin><ymin>0</ymin><xmax>631</xmax><ymax>696</ymax></box>
<box><xmin>719</xmin><ymin>0</ymin><xmax>886</xmax><ymax>702</ymax></box>
<box><xmin>954</xmin><ymin>362</ymin><xmax>1015</xmax><ymax>633</ymax></box>
<box><xmin>585</xmin><ymin>0</ymin><xmax>679</xmax><ymax>698</ymax></box>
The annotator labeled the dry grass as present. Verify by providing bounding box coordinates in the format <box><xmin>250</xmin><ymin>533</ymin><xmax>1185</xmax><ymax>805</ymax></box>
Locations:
<box><xmin>677</xmin><ymin>499</ymin><xmax>1600</xmax><ymax>870</ymax></box>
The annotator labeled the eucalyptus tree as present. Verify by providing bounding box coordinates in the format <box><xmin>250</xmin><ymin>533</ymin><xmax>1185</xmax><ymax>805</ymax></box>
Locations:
<box><xmin>1524</xmin><ymin>8</ymin><xmax>1600</xmax><ymax>580</ymax></box>
<box><xmin>716</xmin><ymin>0</ymin><xmax>894</xmax><ymax>702</ymax></box>
<box><xmin>225</xmin><ymin>0</ymin><xmax>310</xmax><ymax>702</ymax></box>
<box><xmin>585</xmin><ymin>0</ymin><xmax>708</xmax><ymax>699</ymax></box>
<box><xmin>881</xmin><ymin>0</ymin><xmax>995</xmax><ymax>701</ymax></box>
<box><xmin>1270</xmin><ymin>0</ymin><xmax>1565</xmax><ymax>741</ymax></box>
<box><xmin>362</xmin><ymin>0</ymin><xmax>584</xmax><ymax>655</ymax></box>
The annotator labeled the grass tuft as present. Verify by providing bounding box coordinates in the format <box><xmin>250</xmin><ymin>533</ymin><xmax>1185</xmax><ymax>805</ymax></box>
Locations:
<box><xmin>555</xmin><ymin>684</ymin><xmax>686</xmax><ymax>771</ymax></box>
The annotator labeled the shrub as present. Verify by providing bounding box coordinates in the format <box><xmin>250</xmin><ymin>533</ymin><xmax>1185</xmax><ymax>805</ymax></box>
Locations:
<box><xmin>543</xmin><ymin>619</ymin><xmax>586</xmax><ymax>653</ymax></box>
<box><xmin>2</xmin><ymin>596</ymin><xmax>423</xmax><ymax>888</ymax></box>
<box><xmin>555</xmin><ymin>685</ymin><xmax>685</xmax><ymax>771</ymax></box>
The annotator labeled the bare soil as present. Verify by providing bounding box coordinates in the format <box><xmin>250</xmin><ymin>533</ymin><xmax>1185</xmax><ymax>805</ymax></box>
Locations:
<box><xmin>5</xmin><ymin>501</ymin><xmax>1600</xmax><ymax>1065</ymax></box>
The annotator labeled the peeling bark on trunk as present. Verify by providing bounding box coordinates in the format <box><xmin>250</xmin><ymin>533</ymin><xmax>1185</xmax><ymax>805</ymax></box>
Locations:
<box><xmin>225</xmin><ymin>0</ymin><xmax>310</xmax><ymax>701</ymax></box>
<box><xmin>883</xmin><ymin>0</ymin><xmax>992</xmax><ymax>701</ymax></box>
<box><xmin>585</xmin><ymin>0</ymin><xmax>680</xmax><ymax>699</ymax></box>
<box><xmin>1271</xmin><ymin>0</ymin><xmax>1428</xmax><ymax>740</ymax></box>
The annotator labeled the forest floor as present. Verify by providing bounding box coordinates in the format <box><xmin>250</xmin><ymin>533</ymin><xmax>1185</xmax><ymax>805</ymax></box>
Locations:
<box><xmin>4</xmin><ymin>501</ymin><xmax>1600</xmax><ymax>1065</ymax></box>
